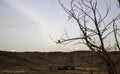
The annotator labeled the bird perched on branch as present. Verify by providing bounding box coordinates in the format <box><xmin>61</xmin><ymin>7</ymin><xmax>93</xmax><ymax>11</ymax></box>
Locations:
<box><xmin>57</xmin><ymin>40</ymin><xmax>61</xmax><ymax>43</ymax></box>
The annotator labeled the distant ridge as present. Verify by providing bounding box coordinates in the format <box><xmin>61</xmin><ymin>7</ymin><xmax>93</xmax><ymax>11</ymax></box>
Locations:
<box><xmin>0</xmin><ymin>51</ymin><xmax>120</xmax><ymax>71</ymax></box>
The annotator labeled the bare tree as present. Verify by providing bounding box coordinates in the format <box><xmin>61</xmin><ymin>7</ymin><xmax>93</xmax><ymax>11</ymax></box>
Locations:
<box><xmin>118</xmin><ymin>0</ymin><xmax>120</xmax><ymax>7</ymax></box>
<box><xmin>57</xmin><ymin>0</ymin><xmax>120</xmax><ymax>74</ymax></box>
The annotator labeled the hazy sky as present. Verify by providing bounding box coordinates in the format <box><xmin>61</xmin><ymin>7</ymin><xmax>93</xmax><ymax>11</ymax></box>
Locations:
<box><xmin>0</xmin><ymin>0</ymin><xmax>119</xmax><ymax>52</ymax></box>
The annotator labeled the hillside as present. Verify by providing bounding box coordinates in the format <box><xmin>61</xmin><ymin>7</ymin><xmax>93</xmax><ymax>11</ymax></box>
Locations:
<box><xmin>0</xmin><ymin>51</ymin><xmax>120</xmax><ymax>73</ymax></box>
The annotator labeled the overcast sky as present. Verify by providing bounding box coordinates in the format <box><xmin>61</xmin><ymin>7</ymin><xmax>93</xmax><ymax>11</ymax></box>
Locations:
<box><xmin>0</xmin><ymin>0</ymin><xmax>119</xmax><ymax>52</ymax></box>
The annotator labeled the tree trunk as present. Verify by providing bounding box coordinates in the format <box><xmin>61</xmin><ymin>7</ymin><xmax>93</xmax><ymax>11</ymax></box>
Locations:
<box><xmin>108</xmin><ymin>69</ymin><xmax>117</xmax><ymax>74</ymax></box>
<box><xmin>108</xmin><ymin>64</ymin><xmax>117</xmax><ymax>74</ymax></box>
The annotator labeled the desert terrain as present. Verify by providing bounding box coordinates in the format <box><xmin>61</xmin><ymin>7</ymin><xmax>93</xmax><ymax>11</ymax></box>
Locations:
<box><xmin>0</xmin><ymin>51</ymin><xmax>120</xmax><ymax>74</ymax></box>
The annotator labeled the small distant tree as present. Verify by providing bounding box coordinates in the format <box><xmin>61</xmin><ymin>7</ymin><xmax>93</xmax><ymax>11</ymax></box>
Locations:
<box><xmin>57</xmin><ymin>0</ymin><xmax>120</xmax><ymax>74</ymax></box>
